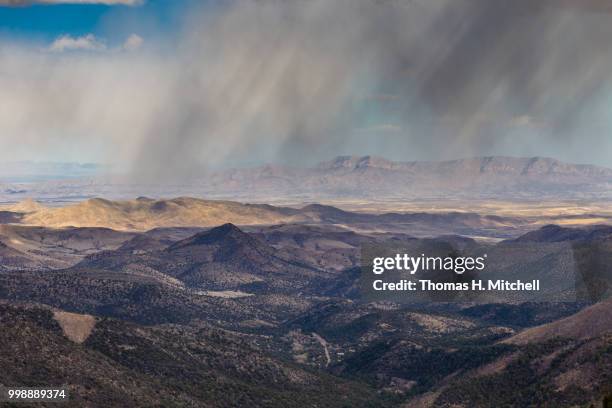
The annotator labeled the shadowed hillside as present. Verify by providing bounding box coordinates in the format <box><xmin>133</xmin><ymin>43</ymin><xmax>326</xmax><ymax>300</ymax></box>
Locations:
<box><xmin>0</xmin><ymin>302</ymin><xmax>386</xmax><ymax>407</ymax></box>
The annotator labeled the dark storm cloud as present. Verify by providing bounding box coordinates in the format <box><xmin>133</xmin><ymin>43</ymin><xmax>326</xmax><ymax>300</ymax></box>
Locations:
<box><xmin>414</xmin><ymin>0</ymin><xmax>612</xmax><ymax>121</ymax></box>
<box><xmin>340</xmin><ymin>0</ymin><xmax>612</xmax><ymax>162</ymax></box>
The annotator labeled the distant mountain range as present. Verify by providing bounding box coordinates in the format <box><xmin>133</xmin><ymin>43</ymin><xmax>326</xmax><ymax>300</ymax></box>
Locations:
<box><xmin>2</xmin><ymin>156</ymin><xmax>612</xmax><ymax>203</ymax></box>
<box><xmin>200</xmin><ymin>155</ymin><xmax>612</xmax><ymax>200</ymax></box>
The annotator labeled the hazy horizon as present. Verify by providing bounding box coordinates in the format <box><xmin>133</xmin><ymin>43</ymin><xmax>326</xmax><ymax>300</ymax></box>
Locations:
<box><xmin>3</xmin><ymin>153</ymin><xmax>612</xmax><ymax>181</ymax></box>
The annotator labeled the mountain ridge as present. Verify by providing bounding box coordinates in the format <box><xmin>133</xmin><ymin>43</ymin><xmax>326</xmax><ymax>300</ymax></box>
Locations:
<box><xmin>197</xmin><ymin>155</ymin><xmax>612</xmax><ymax>201</ymax></box>
<box><xmin>307</xmin><ymin>155</ymin><xmax>612</xmax><ymax>177</ymax></box>
<box><xmin>1</xmin><ymin>196</ymin><xmax>526</xmax><ymax>235</ymax></box>
<box><xmin>504</xmin><ymin>299</ymin><xmax>612</xmax><ymax>344</ymax></box>
<box><xmin>4</xmin><ymin>155</ymin><xmax>612</xmax><ymax>203</ymax></box>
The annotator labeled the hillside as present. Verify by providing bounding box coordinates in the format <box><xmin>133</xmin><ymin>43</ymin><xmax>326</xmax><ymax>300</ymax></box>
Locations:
<box><xmin>0</xmin><ymin>240</ymin><xmax>44</xmax><ymax>271</ymax></box>
<box><xmin>0</xmin><ymin>224</ymin><xmax>134</xmax><ymax>270</ymax></box>
<box><xmin>504</xmin><ymin>299</ymin><xmax>612</xmax><ymax>345</ymax></box>
<box><xmin>79</xmin><ymin>223</ymin><xmax>326</xmax><ymax>292</ymax></box>
<box><xmin>2</xmin><ymin>196</ymin><xmax>528</xmax><ymax>238</ymax></box>
<box><xmin>17</xmin><ymin>197</ymin><xmax>306</xmax><ymax>231</ymax></box>
<box><xmin>0</xmin><ymin>302</ymin><xmax>384</xmax><ymax>407</ymax></box>
<box><xmin>511</xmin><ymin>224</ymin><xmax>612</xmax><ymax>243</ymax></box>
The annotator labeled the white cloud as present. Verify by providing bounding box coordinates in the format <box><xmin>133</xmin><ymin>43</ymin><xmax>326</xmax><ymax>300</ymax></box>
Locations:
<box><xmin>122</xmin><ymin>34</ymin><xmax>143</xmax><ymax>51</ymax></box>
<box><xmin>0</xmin><ymin>0</ymin><xmax>142</xmax><ymax>5</ymax></box>
<box><xmin>49</xmin><ymin>34</ymin><xmax>106</xmax><ymax>52</ymax></box>
<box><xmin>49</xmin><ymin>34</ymin><xmax>144</xmax><ymax>53</ymax></box>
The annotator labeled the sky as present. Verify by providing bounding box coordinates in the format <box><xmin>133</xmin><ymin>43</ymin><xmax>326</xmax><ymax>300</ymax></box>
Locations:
<box><xmin>2</xmin><ymin>0</ymin><xmax>612</xmax><ymax>180</ymax></box>
<box><xmin>0</xmin><ymin>0</ymin><xmax>191</xmax><ymax>40</ymax></box>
